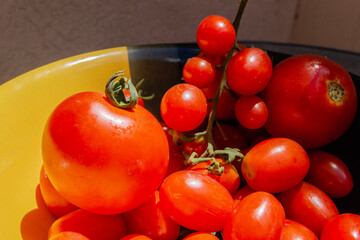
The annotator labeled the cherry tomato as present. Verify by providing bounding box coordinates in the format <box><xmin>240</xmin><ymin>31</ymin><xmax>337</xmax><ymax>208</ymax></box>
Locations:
<box><xmin>39</xmin><ymin>165</ymin><xmax>78</xmax><ymax>218</ymax></box>
<box><xmin>276</xmin><ymin>181</ymin><xmax>339</xmax><ymax>237</ymax></box>
<box><xmin>186</xmin><ymin>158</ymin><xmax>240</xmax><ymax>195</ymax></box>
<box><xmin>222</xmin><ymin>191</ymin><xmax>285</xmax><ymax>240</ymax></box>
<box><xmin>234</xmin><ymin>95</ymin><xmax>269</xmax><ymax>129</ymax></box>
<box><xmin>159</xmin><ymin>170</ymin><xmax>233</xmax><ymax>232</ymax></box>
<box><xmin>262</xmin><ymin>54</ymin><xmax>357</xmax><ymax>149</ymax></box>
<box><xmin>241</xmin><ymin>138</ymin><xmax>309</xmax><ymax>193</ymax></box>
<box><xmin>183</xmin><ymin>56</ymin><xmax>216</xmax><ymax>88</ymax></box>
<box><xmin>196</xmin><ymin>15</ymin><xmax>236</xmax><ymax>56</ymax></box>
<box><xmin>123</xmin><ymin>191</ymin><xmax>180</xmax><ymax>240</ymax></box>
<box><xmin>49</xmin><ymin>231</ymin><xmax>90</xmax><ymax>240</ymax></box>
<box><xmin>183</xmin><ymin>232</ymin><xmax>220</xmax><ymax>240</ymax></box>
<box><xmin>305</xmin><ymin>150</ymin><xmax>353</xmax><ymax>199</ymax></box>
<box><xmin>320</xmin><ymin>213</ymin><xmax>360</xmax><ymax>240</ymax></box>
<box><xmin>160</xmin><ymin>83</ymin><xmax>207</xmax><ymax>132</ymax></box>
<box><xmin>42</xmin><ymin>91</ymin><xmax>169</xmax><ymax>214</ymax></box>
<box><xmin>120</xmin><ymin>234</ymin><xmax>152</xmax><ymax>240</ymax></box>
<box><xmin>212</xmin><ymin>123</ymin><xmax>248</xmax><ymax>150</ymax></box>
<box><xmin>48</xmin><ymin>209</ymin><xmax>127</xmax><ymax>240</ymax></box>
<box><xmin>226</xmin><ymin>47</ymin><xmax>273</xmax><ymax>95</ymax></box>
<box><xmin>280</xmin><ymin>219</ymin><xmax>318</xmax><ymax>240</ymax></box>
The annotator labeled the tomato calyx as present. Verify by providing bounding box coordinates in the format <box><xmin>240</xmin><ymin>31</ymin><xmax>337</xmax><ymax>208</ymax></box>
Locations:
<box><xmin>105</xmin><ymin>70</ymin><xmax>139</xmax><ymax>109</ymax></box>
<box><xmin>327</xmin><ymin>80</ymin><xmax>344</xmax><ymax>103</ymax></box>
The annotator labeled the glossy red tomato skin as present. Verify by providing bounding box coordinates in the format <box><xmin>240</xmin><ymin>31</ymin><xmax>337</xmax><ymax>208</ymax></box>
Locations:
<box><xmin>42</xmin><ymin>91</ymin><xmax>169</xmax><ymax>214</ymax></box>
<box><xmin>222</xmin><ymin>191</ymin><xmax>285</xmax><ymax>240</ymax></box>
<box><xmin>262</xmin><ymin>54</ymin><xmax>357</xmax><ymax>149</ymax></box>
<box><xmin>123</xmin><ymin>191</ymin><xmax>180</xmax><ymax>240</ymax></box>
<box><xmin>48</xmin><ymin>209</ymin><xmax>127</xmax><ymax>240</ymax></box>
<box><xmin>234</xmin><ymin>95</ymin><xmax>269</xmax><ymax>129</ymax></box>
<box><xmin>183</xmin><ymin>56</ymin><xmax>216</xmax><ymax>88</ymax></box>
<box><xmin>226</xmin><ymin>48</ymin><xmax>273</xmax><ymax>95</ymax></box>
<box><xmin>159</xmin><ymin>170</ymin><xmax>234</xmax><ymax>232</ymax></box>
<box><xmin>280</xmin><ymin>219</ymin><xmax>318</xmax><ymax>240</ymax></box>
<box><xmin>196</xmin><ymin>15</ymin><xmax>236</xmax><ymax>57</ymax></box>
<box><xmin>277</xmin><ymin>181</ymin><xmax>339</xmax><ymax>237</ymax></box>
<box><xmin>120</xmin><ymin>234</ymin><xmax>152</xmax><ymax>240</ymax></box>
<box><xmin>320</xmin><ymin>213</ymin><xmax>360</xmax><ymax>240</ymax></box>
<box><xmin>160</xmin><ymin>83</ymin><xmax>207</xmax><ymax>132</ymax></box>
<box><xmin>305</xmin><ymin>150</ymin><xmax>353</xmax><ymax>199</ymax></box>
<box><xmin>241</xmin><ymin>138</ymin><xmax>310</xmax><ymax>193</ymax></box>
<box><xmin>39</xmin><ymin>165</ymin><xmax>78</xmax><ymax>218</ymax></box>
<box><xmin>183</xmin><ymin>232</ymin><xmax>220</xmax><ymax>240</ymax></box>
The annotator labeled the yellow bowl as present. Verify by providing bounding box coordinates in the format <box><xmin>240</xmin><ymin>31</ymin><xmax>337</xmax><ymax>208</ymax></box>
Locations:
<box><xmin>1</xmin><ymin>43</ymin><xmax>359</xmax><ymax>239</ymax></box>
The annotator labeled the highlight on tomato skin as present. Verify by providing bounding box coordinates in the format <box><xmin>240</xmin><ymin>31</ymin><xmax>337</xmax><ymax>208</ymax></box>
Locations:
<box><xmin>320</xmin><ymin>213</ymin><xmax>360</xmax><ymax>240</ymax></box>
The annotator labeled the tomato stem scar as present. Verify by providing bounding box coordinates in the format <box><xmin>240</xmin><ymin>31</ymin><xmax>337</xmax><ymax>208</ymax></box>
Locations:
<box><xmin>327</xmin><ymin>81</ymin><xmax>344</xmax><ymax>103</ymax></box>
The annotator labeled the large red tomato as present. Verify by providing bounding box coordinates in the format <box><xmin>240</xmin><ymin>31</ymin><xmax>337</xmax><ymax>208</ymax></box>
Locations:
<box><xmin>42</xmin><ymin>91</ymin><xmax>169</xmax><ymax>214</ymax></box>
<box><xmin>262</xmin><ymin>54</ymin><xmax>357</xmax><ymax>149</ymax></box>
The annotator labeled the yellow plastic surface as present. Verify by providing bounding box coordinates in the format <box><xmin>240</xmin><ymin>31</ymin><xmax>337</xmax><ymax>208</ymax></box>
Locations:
<box><xmin>0</xmin><ymin>47</ymin><xmax>130</xmax><ymax>239</ymax></box>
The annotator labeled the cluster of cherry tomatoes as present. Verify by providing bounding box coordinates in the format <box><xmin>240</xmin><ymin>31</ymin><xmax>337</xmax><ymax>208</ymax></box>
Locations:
<box><xmin>39</xmin><ymin>6</ymin><xmax>359</xmax><ymax>240</ymax></box>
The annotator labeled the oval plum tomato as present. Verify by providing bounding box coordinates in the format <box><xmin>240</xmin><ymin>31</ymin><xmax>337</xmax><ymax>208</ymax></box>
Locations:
<box><xmin>186</xmin><ymin>158</ymin><xmax>240</xmax><ymax>195</ymax></box>
<box><xmin>320</xmin><ymin>213</ymin><xmax>360</xmax><ymax>240</ymax></box>
<box><xmin>183</xmin><ymin>56</ymin><xmax>216</xmax><ymax>88</ymax></box>
<box><xmin>276</xmin><ymin>181</ymin><xmax>339</xmax><ymax>237</ymax></box>
<box><xmin>305</xmin><ymin>150</ymin><xmax>353</xmax><ymax>199</ymax></box>
<box><xmin>183</xmin><ymin>232</ymin><xmax>220</xmax><ymax>240</ymax></box>
<box><xmin>120</xmin><ymin>234</ymin><xmax>152</xmax><ymax>240</ymax></box>
<box><xmin>280</xmin><ymin>219</ymin><xmax>318</xmax><ymax>240</ymax></box>
<box><xmin>48</xmin><ymin>209</ymin><xmax>127</xmax><ymax>240</ymax></box>
<box><xmin>160</xmin><ymin>83</ymin><xmax>207</xmax><ymax>132</ymax></box>
<box><xmin>196</xmin><ymin>15</ymin><xmax>236</xmax><ymax>56</ymax></box>
<box><xmin>212</xmin><ymin>123</ymin><xmax>248</xmax><ymax>150</ymax></box>
<box><xmin>39</xmin><ymin>165</ymin><xmax>78</xmax><ymax>218</ymax></box>
<box><xmin>49</xmin><ymin>231</ymin><xmax>90</xmax><ymax>240</ymax></box>
<box><xmin>123</xmin><ymin>191</ymin><xmax>180</xmax><ymax>240</ymax></box>
<box><xmin>42</xmin><ymin>91</ymin><xmax>169</xmax><ymax>214</ymax></box>
<box><xmin>262</xmin><ymin>54</ymin><xmax>357</xmax><ymax>149</ymax></box>
<box><xmin>241</xmin><ymin>138</ymin><xmax>309</xmax><ymax>193</ymax></box>
<box><xmin>226</xmin><ymin>47</ymin><xmax>273</xmax><ymax>95</ymax></box>
<box><xmin>159</xmin><ymin>170</ymin><xmax>233</xmax><ymax>232</ymax></box>
<box><xmin>222</xmin><ymin>191</ymin><xmax>285</xmax><ymax>240</ymax></box>
<box><xmin>234</xmin><ymin>95</ymin><xmax>269</xmax><ymax>129</ymax></box>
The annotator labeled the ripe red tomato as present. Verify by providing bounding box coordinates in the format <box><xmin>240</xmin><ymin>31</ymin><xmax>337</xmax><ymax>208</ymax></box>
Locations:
<box><xmin>196</xmin><ymin>15</ymin><xmax>236</xmax><ymax>56</ymax></box>
<box><xmin>183</xmin><ymin>56</ymin><xmax>216</xmax><ymax>88</ymax></box>
<box><xmin>320</xmin><ymin>213</ymin><xmax>360</xmax><ymax>240</ymax></box>
<box><xmin>207</xmin><ymin>88</ymin><xmax>238</xmax><ymax>121</ymax></box>
<box><xmin>280</xmin><ymin>219</ymin><xmax>318</xmax><ymax>240</ymax></box>
<box><xmin>42</xmin><ymin>91</ymin><xmax>169</xmax><ymax>214</ymax></box>
<box><xmin>241</xmin><ymin>138</ymin><xmax>309</xmax><ymax>193</ymax></box>
<box><xmin>49</xmin><ymin>231</ymin><xmax>90</xmax><ymax>240</ymax></box>
<box><xmin>262</xmin><ymin>54</ymin><xmax>358</xmax><ymax>149</ymax></box>
<box><xmin>120</xmin><ymin>234</ymin><xmax>152</xmax><ymax>240</ymax></box>
<box><xmin>159</xmin><ymin>170</ymin><xmax>233</xmax><ymax>232</ymax></box>
<box><xmin>226</xmin><ymin>47</ymin><xmax>273</xmax><ymax>95</ymax></box>
<box><xmin>123</xmin><ymin>191</ymin><xmax>180</xmax><ymax>240</ymax></box>
<box><xmin>183</xmin><ymin>232</ymin><xmax>220</xmax><ymax>240</ymax></box>
<box><xmin>305</xmin><ymin>150</ymin><xmax>353</xmax><ymax>199</ymax></box>
<box><xmin>186</xmin><ymin>158</ymin><xmax>240</xmax><ymax>195</ymax></box>
<box><xmin>160</xmin><ymin>83</ymin><xmax>207</xmax><ymax>132</ymax></box>
<box><xmin>234</xmin><ymin>95</ymin><xmax>269</xmax><ymax>129</ymax></box>
<box><xmin>39</xmin><ymin>165</ymin><xmax>78</xmax><ymax>218</ymax></box>
<box><xmin>48</xmin><ymin>209</ymin><xmax>127</xmax><ymax>240</ymax></box>
<box><xmin>276</xmin><ymin>181</ymin><xmax>339</xmax><ymax>237</ymax></box>
<box><xmin>222</xmin><ymin>191</ymin><xmax>285</xmax><ymax>240</ymax></box>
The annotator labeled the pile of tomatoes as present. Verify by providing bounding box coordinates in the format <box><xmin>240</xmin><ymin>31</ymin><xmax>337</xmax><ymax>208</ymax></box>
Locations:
<box><xmin>39</xmin><ymin>5</ymin><xmax>359</xmax><ymax>240</ymax></box>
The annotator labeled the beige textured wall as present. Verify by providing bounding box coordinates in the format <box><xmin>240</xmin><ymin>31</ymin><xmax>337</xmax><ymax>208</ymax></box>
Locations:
<box><xmin>0</xmin><ymin>0</ymin><xmax>359</xmax><ymax>85</ymax></box>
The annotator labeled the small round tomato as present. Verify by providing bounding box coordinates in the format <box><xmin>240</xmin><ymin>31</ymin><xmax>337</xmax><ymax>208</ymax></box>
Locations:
<box><xmin>48</xmin><ymin>209</ymin><xmax>127</xmax><ymax>240</ymax></box>
<box><xmin>196</xmin><ymin>15</ymin><xmax>236</xmax><ymax>56</ymax></box>
<box><xmin>222</xmin><ymin>191</ymin><xmax>285</xmax><ymax>240</ymax></box>
<box><xmin>159</xmin><ymin>170</ymin><xmax>233</xmax><ymax>232</ymax></box>
<box><xmin>42</xmin><ymin>91</ymin><xmax>169</xmax><ymax>214</ymax></box>
<box><xmin>183</xmin><ymin>56</ymin><xmax>216</xmax><ymax>88</ymax></box>
<box><xmin>183</xmin><ymin>232</ymin><xmax>220</xmax><ymax>240</ymax></box>
<box><xmin>226</xmin><ymin>47</ymin><xmax>273</xmax><ymax>95</ymax></box>
<box><xmin>234</xmin><ymin>95</ymin><xmax>269</xmax><ymax>129</ymax></box>
<box><xmin>320</xmin><ymin>213</ymin><xmax>360</xmax><ymax>240</ymax></box>
<box><xmin>49</xmin><ymin>231</ymin><xmax>90</xmax><ymax>240</ymax></box>
<box><xmin>280</xmin><ymin>219</ymin><xmax>318</xmax><ymax>240</ymax></box>
<box><xmin>123</xmin><ymin>191</ymin><xmax>180</xmax><ymax>240</ymax></box>
<box><xmin>262</xmin><ymin>54</ymin><xmax>357</xmax><ymax>149</ymax></box>
<box><xmin>186</xmin><ymin>158</ymin><xmax>240</xmax><ymax>195</ymax></box>
<box><xmin>277</xmin><ymin>181</ymin><xmax>339</xmax><ymax>237</ymax></box>
<box><xmin>305</xmin><ymin>150</ymin><xmax>353</xmax><ymax>199</ymax></box>
<box><xmin>160</xmin><ymin>83</ymin><xmax>207</xmax><ymax>132</ymax></box>
<box><xmin>120</xmin><ymin>234</ymin><xmax>152</xmax><ymax>240</ymax></box>
<box><xmin>241</xmin><ymin>138</ymin><xmax>309</xmax><ymax>193</ymax></box>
